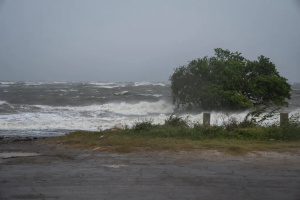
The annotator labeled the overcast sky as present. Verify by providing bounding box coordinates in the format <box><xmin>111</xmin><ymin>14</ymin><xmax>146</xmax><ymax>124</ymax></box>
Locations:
<box><xmin>0</xmin><ymin>0</ymin><xmax>299</xmax><ymax>82</ymax></box>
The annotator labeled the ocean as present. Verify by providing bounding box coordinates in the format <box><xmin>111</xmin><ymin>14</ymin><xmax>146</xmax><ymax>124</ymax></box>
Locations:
<box><xmin>0</xmin><ymin>81</ymin><xmax>299</xmax><ymax>137</ymax></box>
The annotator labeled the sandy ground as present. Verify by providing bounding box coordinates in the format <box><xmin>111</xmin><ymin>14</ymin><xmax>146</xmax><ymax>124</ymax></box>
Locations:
<box><xmin>0</xmin><ymin>138</ymin><xmax>300</xmax><ymax>200</ymax></box>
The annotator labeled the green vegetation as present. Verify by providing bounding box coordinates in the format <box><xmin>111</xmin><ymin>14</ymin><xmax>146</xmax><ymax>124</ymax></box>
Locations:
<box><xmin>170</xmin><ymin>48</ymin><xmax>291</xmax><ymax>111</ymax></box>
<box><xmin>47</xmin><ymin>116</ymin><xmax>300</xmax><ymax>155</ymax></box>
<box><xmin>47</xmin><ymin>49</ymin><xmax>297</xmax><ymax>154</ymax></box>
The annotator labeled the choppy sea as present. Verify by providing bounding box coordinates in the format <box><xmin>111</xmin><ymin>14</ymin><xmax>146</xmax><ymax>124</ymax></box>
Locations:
<box><xmin>0</xmin><ymin>81</ymin><xmax>299</xmax><ymax>137</ymax></box>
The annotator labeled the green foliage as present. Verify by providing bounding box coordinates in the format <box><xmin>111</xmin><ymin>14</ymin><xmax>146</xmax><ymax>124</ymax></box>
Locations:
<box><xmin>129</xmin><ymin>114</ymin><xmax>300</xmax><ymax>141</ymax></box>
<box><xmin>170</xmin><ymin>48</ymin><xmax>291</xmax><ymax>111</ymax></box>
<box><xmin>164</xmin><ymin>114</ymin><xmax>188</xmax><ymax>127</ymax></box>
<box><xmin>129</xmin><ymin>122</ymin><xmax>300</xmax><ymax>141</ymax></box>
<box><xmin>133</xmin><ymin>119</ymin><xmax>154</xmax><ymax>131</ymax></box>
<box><xmin>57</xmin><ymin>115</ymin><xmax>300</xmax><ymax>154</ymax></box>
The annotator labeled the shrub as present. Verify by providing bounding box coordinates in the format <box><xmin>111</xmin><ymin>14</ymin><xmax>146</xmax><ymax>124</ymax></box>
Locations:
<box><xmin>133</xmin><ymin>119</ymin><xmax>154</xmax><ymax>131</ymax></box>
<box><xmin>164</xmin><ymin>114</ymin><xmax>188</xmax><ymax>127</ymax></box>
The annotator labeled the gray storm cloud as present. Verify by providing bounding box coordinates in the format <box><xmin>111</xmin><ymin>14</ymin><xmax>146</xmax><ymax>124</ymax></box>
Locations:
<box><xmin>0</xmin><ymin>0</ymin><xmax>299</xmax><ymax>82</ymax></box>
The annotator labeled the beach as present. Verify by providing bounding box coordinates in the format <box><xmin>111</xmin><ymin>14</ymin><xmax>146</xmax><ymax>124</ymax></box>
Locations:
<box><xmin>1</xmin><ymin>138</ymin><xmax>300</xmax><ymax>200</ymax></box>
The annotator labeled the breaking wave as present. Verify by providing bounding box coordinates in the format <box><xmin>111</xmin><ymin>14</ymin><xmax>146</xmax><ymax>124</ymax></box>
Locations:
<box><xmin>0</xmin><ymin>81</ymin><xmax>299</xmax><ymax>137</ymax></box>
<box><xmin>133</xmin><ymin>82</ymin><xmax>167</xmax><ymax>87</ymax></box>
<box><xmin>34</xmin><ymin>100</ymin><xmax>174</xmax><ymax>116</ymax></box>
<box><xmin>0</xmin><ymin>100</ymin><xmax>7</xmax><ymax>105</ymax></box>
<box><xmin>88</xmin><ymin>82</ymin><xmax>126</xmax><ymax>88</ymax></box>
<box><xmin>0</xmin><ymin>101</ymin><xmax>174</xmax><ymax>134</ymax></box>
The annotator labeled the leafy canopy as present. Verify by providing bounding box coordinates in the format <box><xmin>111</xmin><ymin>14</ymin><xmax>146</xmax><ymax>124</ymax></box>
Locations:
<box><xmin>170</xmin><ymin>48</ymin><xmax>291</xmax><ymax>111</ymax></box>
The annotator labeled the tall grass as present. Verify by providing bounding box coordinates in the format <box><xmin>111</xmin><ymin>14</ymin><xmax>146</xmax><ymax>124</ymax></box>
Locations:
<box><xmin>128</xmin><ymin>115</ymin><xmax>300</xmax><ymax>141</ymax></box>
<box><xmin>48</xmin><ymin>114</ymin><xmax>300</xmax><ymax>154</ymax></box>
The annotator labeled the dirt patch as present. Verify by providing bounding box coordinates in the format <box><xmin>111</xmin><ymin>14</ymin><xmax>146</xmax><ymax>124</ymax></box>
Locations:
<box><xmin>1</xmin><ymin>137</ymin><xmax>300</xmax><ymax>166</ymax></box>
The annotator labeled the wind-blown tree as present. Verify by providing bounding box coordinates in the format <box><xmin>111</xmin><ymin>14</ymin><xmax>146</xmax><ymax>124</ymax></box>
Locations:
<box><xmin>170</xmin><ymin>48</ymin><xmax>291</xmax><ymax>111</ymax></box>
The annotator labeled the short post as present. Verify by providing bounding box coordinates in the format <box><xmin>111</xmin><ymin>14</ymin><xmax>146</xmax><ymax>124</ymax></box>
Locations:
<box><xmin>280</xmin><ymin>113</ymin><xmax>289</xmax><ymax>126</ymax></box>
<box><xmin>203</xmin><ymin>113</ymin><xmax>211</xmax><ymax>126</ymax></box>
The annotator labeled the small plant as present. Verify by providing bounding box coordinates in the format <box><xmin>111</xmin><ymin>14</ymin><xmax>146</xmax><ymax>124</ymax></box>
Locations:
<box><xmin>164</xmin><ymin>114</ymin><xmax>188</xmax><ymax>127</ymax></box>
<box><xmin>133</xmin><ymin>119</ymin><xmax>154</xmax><ymax>131</ymax></box>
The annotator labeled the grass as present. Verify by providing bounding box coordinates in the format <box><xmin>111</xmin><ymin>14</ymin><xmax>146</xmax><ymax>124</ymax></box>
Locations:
<box><xmin>46</xmin><ymin>120</ymin><xmax>300</xmax><ymax>155</ymax></box>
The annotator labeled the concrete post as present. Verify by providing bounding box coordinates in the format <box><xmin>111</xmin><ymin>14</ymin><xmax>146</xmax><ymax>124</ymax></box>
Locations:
<box><xmin>280</xmin><ymin>113</ymin><xmax>289</xmax><ymax>126</ymax></box>
<box><xmin>203</xmin><ymin>113</ymin><xmax>211</xmax><ymax>126</ymax></box>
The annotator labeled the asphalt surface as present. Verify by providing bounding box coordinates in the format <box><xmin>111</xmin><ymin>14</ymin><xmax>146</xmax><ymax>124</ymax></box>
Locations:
<box><xmin>0</xmin><ymin>139</ymin><xmax>299</xmax><ymax>200</ymax></box>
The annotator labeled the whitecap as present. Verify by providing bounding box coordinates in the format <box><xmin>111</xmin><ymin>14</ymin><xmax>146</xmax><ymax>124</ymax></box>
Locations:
<box><xmin>99</xmin><ymin>85</ymin><xmax>120</xmax><ymax>89</ymax></box>
<box><xmin>152</xmin><ymin>83</ymin><xmax>166</xmax><ymax>87</ymax></box>
<box><xmin>88</xmin><ymin>82</ymin><xmax>125</xmax><ymax>89</ymax></box>
<box><xmin>133</xmin><ymin>82</ymin><xmax>151</xmax><ymax>86</ymax></box>
<box><xmin>139</xmin><ymin>94</ymin><xmax>163</xmax><ymax>97</ymax></box>
<box><xmin>133</xmin><ymin>82</ymin><xmax>166</xmax><ymax>87</ymax></box>
<box><xmin>0</xmin><ymin>82</ymin><xmax>15</xmax><ymax>85</ymax></box>
<box><xmin>53</xmin><ymin>82</ymin><xmax>67</xmax><ymax>84</ymax></box>
<box><xmin>2</xmin><ymin>100</ymin><xmax>297</xmax><ymax>136</ymax></box>
<box><xmin>114</xmin><ymin>91</ymin><xmax>129</xmax><ymax>96</ymax></box>
<box><xmin>23</xmin><ymin>82</ymin><xmax>44</xmax><ymax>86</ymax></box>
<box><xmin>0</xmin><ymin>100</ymin><xmax>7</xmax><ymax>105</ymax></box>
<box><xmin>99</xmin><ymin>100</ymin><xmax>174</xmax><ymax>115</ymax></box>
<box><xmin>33</xmin><ymin>100</ymin><xmax>174</xmax><ymax>116</ymax></box>
<box><xmin>153</xmin><ymin>94</ymin><xmax>163</xmax><ymax>97</ymax></box>
<box><xmin>89</xmin><ymin>82</ymin><xmax>116</xmax><ymax>86</ymax></box>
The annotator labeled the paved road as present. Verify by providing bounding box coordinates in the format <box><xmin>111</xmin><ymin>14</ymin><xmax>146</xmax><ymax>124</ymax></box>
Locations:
<box><xmin>0</xmin><ymin>140</ymin><xmax>300</xmax><ymax>200</ymax></box>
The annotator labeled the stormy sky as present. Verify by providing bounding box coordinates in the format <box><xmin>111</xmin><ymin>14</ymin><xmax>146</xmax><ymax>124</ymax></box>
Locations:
<box><xmin>0</xmin><ymin>0</ymin><xmax>299</xmax><ymax>82</ymax></box>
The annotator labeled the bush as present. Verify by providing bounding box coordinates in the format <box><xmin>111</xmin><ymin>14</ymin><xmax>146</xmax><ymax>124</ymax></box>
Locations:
<box><xmin>266</xmin><ymin>124</ymin><xmax>300</xmax><ymax>140</ymax></box>
<box><xmin>133</xmin><ymin>119</ymin><xmax>154</xmax><ymax>131</ymax></box>
<box><xmin>131</xmin><ymin>114</ymin><xmax>300</xmax><ymax>141</ymax></box>
<box><xmin>164</xmin><ymin>115</ymin><xmax>188</xmax><ymax>127</ymax></box>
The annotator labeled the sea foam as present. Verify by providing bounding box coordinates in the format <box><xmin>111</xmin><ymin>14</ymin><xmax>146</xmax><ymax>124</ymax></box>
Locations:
<box><xmin>34</xmin><ymin>100</ymin><xmax>174</xmax><ymax>116</ymax></box>
<box><xmin>133</xmin><ymin>82</ymin><xmax>166</xmax><ymax>87</ymax></box>
<box><xmin>0</xmin><ymin>81</ymin><xmax>299</xmax><ymax>137</ymax></box>
<box><xmin>0</xmin><ymin>100</ymin><xmax>7</xmax><ymax>105</ymax></box>
<box><xmin>88</xmin><ymin>82</ymin><xmax>126</xmax><ymax>88</ymax></box>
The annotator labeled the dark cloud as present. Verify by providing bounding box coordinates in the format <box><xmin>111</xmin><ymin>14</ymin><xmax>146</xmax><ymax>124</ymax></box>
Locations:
<box><xmin>0</xmin><ymin>0</ymin><xmax>299</xmax><ymax>82</ymax></box>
